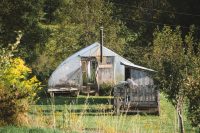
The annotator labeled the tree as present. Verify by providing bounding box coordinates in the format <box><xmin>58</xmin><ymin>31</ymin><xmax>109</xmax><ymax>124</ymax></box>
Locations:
<box><xmin>183</xmin><ymin>28</ymin><xmax>200</xmax><ymax>128</ymax></box>
<box><xmin>32</xmin><ymin>0</ymin><xmax>129</xmax><ymax>83</ymax></box>
<box><xmin>53</xmin><ymin>0</ymin><xmax>127</xmax><ymax>53</ymax></box>
<box><xmin>110</xmin><ymin>0</ymin><xmax>200</xmax><ymax>66</ymax></box>
<box><xmin>0</xmin><ymin>0</ymin><xmax>45</xmax><ymax>45</ymax></box>
<box><xmin>184</xmin><ymin>63</ymin><xmax>200</xmax><ymax>128</ymax></box>
<box><xmin>0</xmin><ymin>0</ymin><xmax>51</xmax><ymax>68</ymax></box>
<box><xmin>152</xmin><ymin>26</ymin><xmax>200</xmax><ymax>132</ymax></box>
<box><xmin>110</xmin><ymin>0</ymin><xmax>172</xmax><ymax>65</ymax></box>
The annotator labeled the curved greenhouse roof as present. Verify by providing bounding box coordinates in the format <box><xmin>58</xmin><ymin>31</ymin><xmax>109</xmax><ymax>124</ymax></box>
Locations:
<box><xmin>48</xmin><ymin>42</ymin><xmax>155</xmax><ymax>88</ymax></box>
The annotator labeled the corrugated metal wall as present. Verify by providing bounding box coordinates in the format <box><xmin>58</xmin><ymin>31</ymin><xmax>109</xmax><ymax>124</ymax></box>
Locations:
<box><xmin>130</xmin><ymin>69</ymin><xmax>154</xmax><ymax>85</ymax></box>
<box><xmin>114</xmin><ymin>57</ymin><xmax>125</xmax><ymax>83</ymax></box>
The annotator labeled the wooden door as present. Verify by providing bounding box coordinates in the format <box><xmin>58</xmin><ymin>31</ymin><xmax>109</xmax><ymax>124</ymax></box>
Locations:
<box><xmin>81</xmin><ymin>57</ymin><xmax>97</xmax><ymax>86</ymax></box>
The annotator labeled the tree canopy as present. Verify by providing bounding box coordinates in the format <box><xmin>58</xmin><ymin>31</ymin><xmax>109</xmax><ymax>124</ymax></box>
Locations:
<box><xmin>151</xmin><ymin>26</ymin><xmax>200</xmax><ymax>129</ymax></box>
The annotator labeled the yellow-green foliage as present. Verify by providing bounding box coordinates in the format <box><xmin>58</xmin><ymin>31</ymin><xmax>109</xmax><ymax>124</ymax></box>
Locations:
<box><xmin>0</xmin><ymin>57</ymin><xmax>41</xmax><ymax>125</ymax></box>
<box><xmin>1</xmin><ymin>58</ymin><xmax>40</xmax><ymax>99</ymax></box>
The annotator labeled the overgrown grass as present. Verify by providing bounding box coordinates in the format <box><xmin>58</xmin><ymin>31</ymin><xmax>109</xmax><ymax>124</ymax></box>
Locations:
<box><xmin>0</xmin><ymin>94</ymin><xmax>198</xmax><ymax>133</ymax></box>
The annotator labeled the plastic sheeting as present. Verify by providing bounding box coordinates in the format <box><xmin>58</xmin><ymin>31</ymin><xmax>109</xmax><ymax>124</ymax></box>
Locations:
<box><xmin>48</xmin><ymin>42</ymin><xmax>155</xmax><ymax>88</ymax></box>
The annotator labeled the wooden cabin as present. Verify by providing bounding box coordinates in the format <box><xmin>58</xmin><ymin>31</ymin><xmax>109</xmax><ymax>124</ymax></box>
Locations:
<box><xmin>48</xmin><ymin>42</ymin><xmax>156</xmax><ymax>97</ymax></box>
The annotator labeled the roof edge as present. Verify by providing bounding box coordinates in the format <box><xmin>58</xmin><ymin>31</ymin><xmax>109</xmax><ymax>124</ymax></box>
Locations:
<box><xmin>120</xmin><ymin>62</ymin><xmax>156</xmax><ymax>72</ymax></box>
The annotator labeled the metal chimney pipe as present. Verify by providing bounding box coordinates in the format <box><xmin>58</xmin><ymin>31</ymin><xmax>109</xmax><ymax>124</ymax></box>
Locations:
<box><xmin>100</xmin><ymin>26</ymin><xmax>103</xmax><ymax>63</ymax></box>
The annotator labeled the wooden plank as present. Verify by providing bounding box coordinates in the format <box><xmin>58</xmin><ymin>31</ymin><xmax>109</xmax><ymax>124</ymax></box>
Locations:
<box><xmin>48</xmin><ymin>88</ymin><xmax>78</xmax><ymax>92</ymax></box>
<box><xmin>98</xmin><ymin>68</ymin><xmax>114</xmax><ymax>83</ymax></box>
<box><xmin>99</xmin><ymin>64</ymin><xmax>112</xmax><ymax>68</ymax></box>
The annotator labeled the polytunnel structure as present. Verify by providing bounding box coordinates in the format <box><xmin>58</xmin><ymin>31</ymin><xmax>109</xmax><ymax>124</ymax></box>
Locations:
<box><xmin>48</xmin><ymin>42</ymin><xmax>155</xmax><ymax>95</ymax></box>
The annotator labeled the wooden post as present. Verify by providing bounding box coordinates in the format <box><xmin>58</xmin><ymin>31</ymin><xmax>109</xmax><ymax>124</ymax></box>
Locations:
<box><xmin>50</xmin><ymin>92</ymin><xmax>56</xmax><ymax>129</ymax></box>
<box><xmin>100</xmin><ymin>26</ymin><xmax>103</xmax><ymax>63</ymax></box>
<box><xmin>177</xmin><ymin>97</ymin><xmax>184</xmax><ymax>133</ymax></box>
<box><xmin>157</xmin><ymin>89</ymin><xmax>160</xmax><ymax>115</ymax></box>
<box><xmin>116</xmin><ymin>97</ymin><xmax>120</xmax><ymax>115</ymax></box>
<box><xmin>95</xmin><ymin>63</ymin><xmax>99</xmax><ymax>96</ymax></box>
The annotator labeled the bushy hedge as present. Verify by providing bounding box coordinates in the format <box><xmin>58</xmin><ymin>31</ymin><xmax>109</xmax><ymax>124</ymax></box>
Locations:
<box><xmin>99</xmin><ymin>83</ymin><xmax>114</xmax><ymax>96</ymax></box>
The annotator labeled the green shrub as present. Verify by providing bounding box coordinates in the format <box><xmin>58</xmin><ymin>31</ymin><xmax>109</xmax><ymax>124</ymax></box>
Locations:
<box><xmin>0</xmin><ymin>35</ymin><xmax>41</xmax><ymax>125</ymax></box>
<box><xmin>0</xmin><ymin>58</ymin><xmax>41</xmax><ymax>125</ymax></box>
<box><xmin>99</xmin><ymin>83</ymin><xmax>114</xmax><ymax>96</ymax></box>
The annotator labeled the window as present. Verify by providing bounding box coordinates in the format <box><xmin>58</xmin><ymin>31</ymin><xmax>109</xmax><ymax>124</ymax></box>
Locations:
<box><xmin>106</xmin><ymin>57</ymin><xmax>113</xmax><ymax>64</ymax></box>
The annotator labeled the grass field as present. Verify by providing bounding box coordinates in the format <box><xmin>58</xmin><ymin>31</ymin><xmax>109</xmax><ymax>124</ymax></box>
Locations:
<box><xmin>0</xmin><ymin>94</ymin><xmax>198</xmax><ymax>133</ymax></box>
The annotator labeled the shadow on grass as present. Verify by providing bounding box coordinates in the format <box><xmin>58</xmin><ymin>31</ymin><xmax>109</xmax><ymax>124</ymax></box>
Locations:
<box><xmin>37</xmin><ymin>95</ymin><xmax>113</xmax><ymax>105</ymax></box>
<box><xmin>0</xmin><ymin>126</ymin><xmax>61</xmax><ymax>133</ymax></box>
